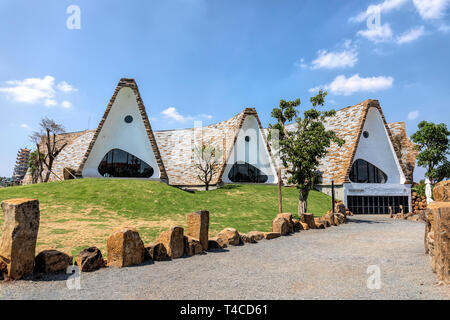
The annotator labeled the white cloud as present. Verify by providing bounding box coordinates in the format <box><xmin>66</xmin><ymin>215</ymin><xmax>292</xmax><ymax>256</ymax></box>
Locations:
<box><xmin>161</xmin><ymin>107</ymin><xmax>213</xmax><ymax>123</ymax></box>
<box><xmin>311</xmin><ymin>48</ymin><xmax>358</xmax><ymax>69</ymax></box>
<box><xmin>396</xmin><ymin>26</ymin><xmax>425</xmax><ymax>43</ymax></box>
<box><xmin>20</xmin><ymin>123</ymin><xmax>30</xmax><ymax>129</ymax></box>
<box><xmin>357</xmin><ymin>24</ymin><xmax>393</xmax><ymax>43</ymax></box>
<box><xmin>310</xmin><ymin>74</ymin><xmax>394</xmax><ymax>96</ymax></box>
<box><xmin>0</xmin><ymin>76</ymin><xmax>77</xmax><ymax>108</ymax></box>
<box><xmin>350</xmin><ymin>0</ymin><xmax>409</xmax><ymax>23</ymax></box>
<box><xmin>61</xmin><ymin>101</ymin><xmax>72</xmax><ymax>109</ymax></box>
<box><xmin>0</xmin><ymin>75</ymin><xmax>55</xmax><ymax>103</ymax></box>
<box><xmin>44</xmin><ymin>99</ymin><xmax>58</xmax><ymax>107</ymax></box>
<box><xmin>438</xmin><ymin>23</ymin><xmax>450</xmax><ymax>32</ymax></box>
<box><xmin>57</xmin><ymin>81</ymin><xmax>77</xmax><ymax>93</ymax></box>
<box><xmin>413</xmin><ymin>0</ymin><xmax>450</xmax><ymax>20</ymax></box>
<box><xmin>407</xmin><ymin>110</ymin><xmax>420</xmax><ymax>120</ymax></box>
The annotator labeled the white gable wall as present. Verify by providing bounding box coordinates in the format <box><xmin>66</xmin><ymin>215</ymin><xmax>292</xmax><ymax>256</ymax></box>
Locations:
<box><xmin>352</xmin><ymin>107</ymin><xmax>405</xmax><ymax>184</ymax></box>
<box><xmin>222</xmin><ymin>115</ymin><xmax>278</xmax><ymax>184</ymax></box>
<box><xmin>82</xmin><ymin>87</ymin><xmax>161</xmax><ymax>179</ymax></box>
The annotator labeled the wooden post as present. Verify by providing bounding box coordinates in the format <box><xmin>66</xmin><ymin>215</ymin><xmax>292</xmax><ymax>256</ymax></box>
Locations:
<box><xmin>331</xmin><ymin>180</ymin><xmax>335</xmax><ymax>213</ymax></box>
<box><xmin>277</xmin><ymin>169</ymin><xmax>282</xmax><ymax>214</ymax></box>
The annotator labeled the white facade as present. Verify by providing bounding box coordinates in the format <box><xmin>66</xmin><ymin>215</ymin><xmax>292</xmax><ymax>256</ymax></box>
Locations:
<box><xmin>82</xmin><ymin>87</ymin><xmax>161</xmax><ymax>180</ymax></box>
<box><xmin>343</xmin><ymin>107</ymin><xmax>411</xmax><ymax>210</ymax></box>
<box><xmin>222</xmin><ymin>115</ymin><xmax>278</xmax><ymax>184</ymax></box>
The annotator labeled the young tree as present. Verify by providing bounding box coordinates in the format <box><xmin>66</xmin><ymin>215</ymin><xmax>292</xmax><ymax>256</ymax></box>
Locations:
<box><xmin>411</xmin><ymin>121</ymin><xmax>450</xmax><ymax>184</ymax></box>
<box><xmin>27</xmin><ymin>150</ymin><xmax>45</xmax><ymax>184</ymax></box>
<box><xmin>268</xmin><ymin>90</ymin><xmax>344</xmax><ymax>216</ymax></box>
<box><xmin>193</xmin><ymin>143</ymin><xmax>222</xmax><ymax>191</ymax></box>
<box><xmin>30</xmin><ymin>117</ymin><xmax>68</xmax><ymax>183</ymax></box>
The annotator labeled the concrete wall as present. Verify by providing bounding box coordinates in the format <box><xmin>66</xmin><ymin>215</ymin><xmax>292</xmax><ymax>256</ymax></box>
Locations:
<box><xmin>82</xmin><ymin>87</ymin><xmax>161</xmax><ymax>179</ymax></box>
<box><xmin>315</xmin><ymin>184</ymin><xmax>345</xmax><ymax>201</ymax></box>
<box><xmin>222</xmin><ymin>115</ymin><xmax>277</xmax><ymax>184</ymax></box>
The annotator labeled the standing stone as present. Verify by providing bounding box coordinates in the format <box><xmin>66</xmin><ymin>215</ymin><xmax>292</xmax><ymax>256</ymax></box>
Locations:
<box><xmin>429</xmin><ymin>203</ymin><xmax>450</xmax><ymax>284</ymax></box>
<box><xmin>107</xmin><ymin>227</ymin><xmax>145</xmax><ymax>267</ymax></box>
<box><xmin>0</xmin><ymin>198</ymin><xmax>40</xmax><ymax>280</ymax></box>
<box><xmin>216</xmin><ymin>228</ymin><xmax>241</xmax><ymax>246</ymax></box>
<box><xmin>301</xmin><ymin>213</ymin><xmax>316</xmax><ymax>229</ymax></box>
<box><xmin>186</xmin><ymin>210</ymin><xmax>209</xmax><ymax>251</ymax></box>
<box><xmin>272</xmin><ymin>214</ymin><xmax>289</xmax><ymax>235</ymax></box>
<box><xmin>157</xmin><ymin>226</ymin><xmax>185</xmax><ymax>259</ymax></box>
<box><xmin>76</xmin><ymin>247</ymin><xmax>105</xmax><ymax>272</ymax></box>
<box><xmin>35</xmin><ymin>250</ymin><xmax>72</xmax><ymax>273</ymax></box>
<box><xmin>280</xmin><ymin>213</ymin><xmax>294</xmax><ymax>233</ymax></box>
<box><xmin>145</xmin><ymin>243</ymin><xmax>169</xmax><ymax>261</ymax></box>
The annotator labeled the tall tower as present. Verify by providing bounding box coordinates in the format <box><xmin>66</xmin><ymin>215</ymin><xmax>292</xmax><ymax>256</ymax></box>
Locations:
<box><xmin>12</xmin><ymin>148</ymin><xmax>31</xmax><ymax>182</ymax></box>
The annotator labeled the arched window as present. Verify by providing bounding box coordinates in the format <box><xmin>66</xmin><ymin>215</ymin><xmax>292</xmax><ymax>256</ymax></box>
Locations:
<box><xmin>349</xmin><ymin>159</ymin><xmax>387</xmax><ymax>183</ymax></box>
<box><xmin>98</xmin><ymin>149</ymin><xmax>154</xmax><ymax>178</ymax></box>
<box><xmin>228</xmin><ymin>162</ymin><xmax>268</xmax><ymax>183</ymax></box>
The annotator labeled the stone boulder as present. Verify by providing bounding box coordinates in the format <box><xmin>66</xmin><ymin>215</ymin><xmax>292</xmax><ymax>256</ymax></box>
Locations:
<box><xmin>433</xmin><ymin>180</ymin><xmax>450</xmax><ymax>202</ymax></box>
<box><xmin>157</xmin><ymin>226</ymin><xmax>185</xmax><ymax>259</ymax></box>
<box><xmin>264</xmin><ymin>232</ymin><xmax>281</xmax><ymax>240</ymax></box>
<box><xmin>280</xmin><ymin>213</ymin><xmax>294</xmax><ymax>233</ymax></box>
<box><xmin>216</xmin><ymin>228</ymin><xmax>241</xmax><ymax>246</ymax></box>
<box><xmin>322</xmin><ymin>211</ymin><xmax>336</xmax><ymax>226</ymax></box>
<box><xmin>272</xmin><ymin>214</ymin><xmax>289</xmax><ymax>235</ymax></box>
<box><xmin>292</xmin><ymin>219</ymin><xmax>302</xmax><ymax>232</ymax></box>
<box><xmin>75</xmin><ymin>247</ymin><xmax>105</xmax><ymax>272</ymax></box>
<box><xmin>145</xmin><ymin>243</ymin><xmax>169</xmax><ymax>261</ymax></box>
<box><xmin>301</xmin><ymin>213</ymin><xmax>316</xmax><ymax>229</ymax></box>
<box><xmin>35</xmin><ymin>250</ymin><xmax>72</xmax><ymax>273</ymax></box>
<box><xmin>186</xmin><ymin>210</ymin><xmax>209</xmax><ymax>251</ymax></box>
<box><xmin>0</xmin><ymin>198</ymin><xmax>40</xmax><ymax>280</ymax></box>
<box><xmin>184</xmin><ymin>236</ymin><xmax>203</xmax><ymax>256</ymax></box>
<box><xmin>314</xmin><ymin>218</ymin><xmax>325</xmax><ymax>229</ymax></box>
<box><xmin>335</xmin><ymin>213</ymin><xmax>346</xmax><ymax>224</ymax></box>
<box><xmin>247</xmin><ymin>231</ymin><xmax>265</xmax><ymax>241</ymax></box>
<box><xmin>240</xmin><ymin>233</ymin><xmax>257</xmax><ymax>244</ymax></box>
<box><xmin>107</xmin><ymin>227</ymin><xmax>146</xmax><ymax>267</ymax></box>
<box><xmin>299</xmin><ymin>222</ymin><xmax>309</xmax><ymax>230</ymax></box>
<box><xmin>429</xmin><ymin>203</ymin><xmax>449</xmax><ymax>284</ymax></box>
<box><xmin>208</xmin><ymin>238</ymin><xmax>228</xmax><ymax>249</ymax></box>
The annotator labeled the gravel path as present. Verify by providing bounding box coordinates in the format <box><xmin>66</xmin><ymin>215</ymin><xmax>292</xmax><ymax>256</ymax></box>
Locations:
<box><xmin>1</xmin><ymin>215</ymin><xmax>448</xmax><ymax>300</ymax></box>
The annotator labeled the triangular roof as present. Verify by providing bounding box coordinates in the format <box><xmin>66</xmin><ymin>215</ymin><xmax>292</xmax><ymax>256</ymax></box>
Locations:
<box><xmin>279</xmin><ymin>99</ymin><xmax>411</xmax><ymax>185</ymax></box>
<box><xmin>76</xmin><ymin>78</ymin><xmax>168</xmax><ymax>180</ymax></box>
<box><xmin>153</xmin><ymin>108</ymin><xmax>278</xmax><ymax>186</ymax></box>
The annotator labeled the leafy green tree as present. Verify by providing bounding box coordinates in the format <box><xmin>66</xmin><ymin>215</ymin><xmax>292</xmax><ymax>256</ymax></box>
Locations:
<box><xmin>28</xmin><ymin>150</ymin><xmax>45</xmax><ymax>184</ymax></box>
<box><xmin>269</xmin><ymin>90</ymin><xmax>344</xmax><ymax>215</ymax></box>
<box><xmin>411</xmin><ymin>121</ymin><xmax>450</xmax><ymax>184</ymax></box>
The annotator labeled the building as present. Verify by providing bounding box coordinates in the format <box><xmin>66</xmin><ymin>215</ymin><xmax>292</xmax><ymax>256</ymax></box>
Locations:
<box><xmin>12</xmin><ymin>148</ymin><xmax>31</xmax><ymax>182</ymax></box>
<box><xmin>28</xmin><ymin>78</ymin><xmax>417</xmax><ymax>214</ymax></box>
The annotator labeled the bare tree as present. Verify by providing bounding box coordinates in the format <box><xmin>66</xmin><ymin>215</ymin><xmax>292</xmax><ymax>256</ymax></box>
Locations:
<box><xmin>30</xmin><ymin>117</ymin><xmax>67</xmax><ymax>183</ymax></box>
<box><xmin>193</xmin><ymin>143</ymin><xmax>222</xmax><ymax>191</ymax></box>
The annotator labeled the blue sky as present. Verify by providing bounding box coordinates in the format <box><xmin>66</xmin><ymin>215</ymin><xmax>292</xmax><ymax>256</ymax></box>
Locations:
<box><xmin>0</xmin><ymin>0</ymin><xmax>449</xmax><ymax>179</ymax></box>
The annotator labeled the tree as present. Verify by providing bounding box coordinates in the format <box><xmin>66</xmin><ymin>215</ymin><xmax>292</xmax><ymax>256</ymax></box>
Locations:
<box><xmin>30</xmin><ymin>117</ymin><xmax>67</xmax><ymax>183</ymax></box>
<box><xmin>411</xmin><ymin>121</ymin><xmax>450</xmax><ymax>184</ymax></box>
<box><xmin>193</xmin><ymin>143</ymin><xmax>222</xmax><ymax>191</ymax></box>
<box><xmin>28</xmin><ymin>150</ymin><xmax>45</xmax><ymax>184</ymax></box>
<box><xmin>268</xmin><ymin>90</ymin><xmax>344</xmax><ymax>216</ymax></box>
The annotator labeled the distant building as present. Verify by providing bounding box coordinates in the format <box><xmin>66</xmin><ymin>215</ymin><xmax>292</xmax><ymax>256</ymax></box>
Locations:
<box><xmin>12</xmin><ymin>148</ymin><xmax>31</xmax><ymax>182</ymax></box>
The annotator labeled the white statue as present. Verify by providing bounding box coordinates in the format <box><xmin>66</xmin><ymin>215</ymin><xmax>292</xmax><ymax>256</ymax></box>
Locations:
<box><xmin>425</xmin><ymin>178</ymin><xmax>433</xmax><ymax>204</ymax></box>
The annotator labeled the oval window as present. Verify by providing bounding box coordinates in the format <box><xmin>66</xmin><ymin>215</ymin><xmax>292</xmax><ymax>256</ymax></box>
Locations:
<box><xmin>124</xmin><ymin>115</ymin><xmax>133</xmax><ymax>123</ymax></box>
<box><xmin>98</xmin><ymin>149</ymin><xmax>154</xmax><ymax>178</ymax></box>
<box><xmin>363</xmin><ymin>131</ymin><xmax>369</xmax><ymax>138</ymax></box>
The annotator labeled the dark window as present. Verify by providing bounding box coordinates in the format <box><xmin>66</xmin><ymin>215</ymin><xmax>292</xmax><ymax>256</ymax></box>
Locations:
<box><xmin>228</xmin><ymin>162</ymin><xmax>268</xmax><ymax>183</ymax></box>
<box><xmin>349</xmin><ymin>159</ymin><xmax>387</xmax><ymax>183</ymax></box>
<box><xmin>363</xmin><ymin>131</ymin><xmax>369</xmax><ymax>138</ymax></box>
<box><xmin>347</xmin><ymin>196</ymin><xmax>409</xmax><ymax>214</ymax></box>
<box><xmin>245</xmin><ymin>136</ymin><xmax>250</xmax><ymax>142</ymax></box>
<box><xmin>98</xmin><ymin>149</ymin><xmax>154</xmax><ymax>178</ymax></box>
<box><xmin>124</xmin><ymin>115</ymin><xmax>133</xmax><ymax>123</ymax></box>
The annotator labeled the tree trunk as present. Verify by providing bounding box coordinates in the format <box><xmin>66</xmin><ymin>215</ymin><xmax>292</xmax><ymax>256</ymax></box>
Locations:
<box><xmin>44</xmin><ymin>157</ymin><xmax>53</xmax><ymax>183</ymax></box>
<box><xmin>297</xmin><ymin>189</ymin><xmax>309</xmax><ymax>216</ymax></box>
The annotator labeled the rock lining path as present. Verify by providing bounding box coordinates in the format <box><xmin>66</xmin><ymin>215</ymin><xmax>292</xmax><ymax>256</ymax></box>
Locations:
<box><xmin>1</xmin><ymin>215</ymin><xmax>449</xmax><ymax>299</ymax></box>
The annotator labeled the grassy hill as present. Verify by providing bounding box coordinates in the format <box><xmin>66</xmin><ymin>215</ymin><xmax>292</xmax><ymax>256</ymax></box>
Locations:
<box><xmin>0</xmin><ymin>179</ymin><xmax>332</xmax><ymax>257</ymax></box>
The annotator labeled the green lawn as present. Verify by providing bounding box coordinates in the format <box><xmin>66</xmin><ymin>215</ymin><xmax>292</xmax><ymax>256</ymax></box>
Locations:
<box><xmin>0</xmin><ymin>179</ymin><xmax>331</xmax><ymax>257</ymax></box>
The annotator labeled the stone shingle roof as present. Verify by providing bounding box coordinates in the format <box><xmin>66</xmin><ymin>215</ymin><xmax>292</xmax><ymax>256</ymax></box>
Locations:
<box><xmin>386</xmin><ymin>122</ymin><xmax>418</xmax><ymax>183</ymax></box>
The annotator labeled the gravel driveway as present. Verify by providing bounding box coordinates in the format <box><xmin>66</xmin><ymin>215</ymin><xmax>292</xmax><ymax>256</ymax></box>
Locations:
<box><xmin>1</xmin><ymin>215</ymin><xmax>448</xmax><ymax>300</ymax></box>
